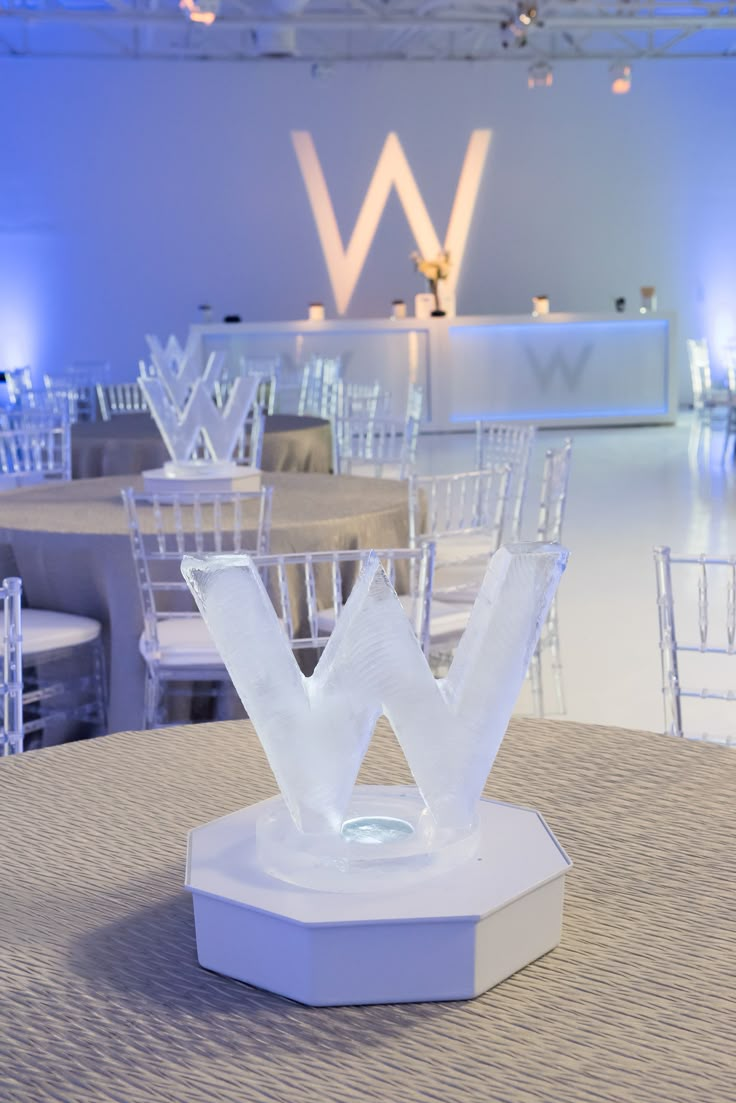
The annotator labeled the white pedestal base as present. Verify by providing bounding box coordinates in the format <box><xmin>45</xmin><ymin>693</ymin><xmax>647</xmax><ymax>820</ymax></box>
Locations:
<box><xmin>142</xmin><ymin>465</ymin><xmax>262</xmax><ymax>494</ymax></box>
<box><xmin>186</xmin><ymin>791</ymin><xmax>571</xmax><ymax>1006</ymax></box>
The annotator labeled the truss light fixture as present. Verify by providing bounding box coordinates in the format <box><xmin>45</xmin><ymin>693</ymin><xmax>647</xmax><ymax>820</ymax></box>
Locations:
<box><xmin>528</xmin><ymin>60</ymin><xmax>553</xmax><ymax>88</ymax></box>
<box><xmin>610</xmin><ymin>63</ymin><xmax>632</xmax><ymax>94</ymax></box>
<box><xmin>179</xmin><ymin>0</ymin><xmax>219</xmax><ymax>25</ymax></box>
<box><xmin>517</xmin><ymin>3</ymin><xmax>539</xmax><ymax>27</ymax></box>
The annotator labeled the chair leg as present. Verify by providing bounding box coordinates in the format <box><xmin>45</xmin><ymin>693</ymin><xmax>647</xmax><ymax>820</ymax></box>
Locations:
<box><xmin>143</xmin><ymin>667</ymin><xmax>163</xmax><ymax>729</ymax></box>
<box><xmin>547</xmin><ymin>604</ymin><xmax>566</xmax><ymax>716</ymax></box>
<box><xmin>529</xmin><ymin>646</ymin><xmax>544</xmax><ymax>718</ymax></box>
<box><xmin>91</xmin><ymin>637</ymin><xmax>108</xmax><ymax>734</ymax></box>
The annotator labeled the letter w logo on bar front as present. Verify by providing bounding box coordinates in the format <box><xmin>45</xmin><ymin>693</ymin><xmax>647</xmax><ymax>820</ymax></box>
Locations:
<box><xmin>524</xmin><ymin>343</ymin><xmax>594</xmax><ymax>392</ymax></box>
<box><xmin>292</xmin><ymin>130</ymin><xmax>492</xmax><ymax>315</ymax></box>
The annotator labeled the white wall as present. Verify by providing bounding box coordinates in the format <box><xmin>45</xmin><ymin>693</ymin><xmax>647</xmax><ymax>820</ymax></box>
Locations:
<box><xmin>0</xmin><ymin>56</ymin><xmax>734</xmax><ymax>394</ymax></box>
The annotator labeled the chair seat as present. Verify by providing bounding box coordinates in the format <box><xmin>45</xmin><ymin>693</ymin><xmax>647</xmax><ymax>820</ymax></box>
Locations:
<box><xmin>348</xmin><ymin>461</ymin><xmax>404</xmax><ymax>481</ymax></box>
<box><xmin>3</xmin><ymin>608</ymin><xmax>102</xmax><ymax>657</ymax></box>
<box><xmin>142</xmin><ymin>615</ymin><xmax>222</xmax><ymax>668</ymax></box>
<box><xmin>426</xmin><ymin>598</ymin><xmax>473</xmax><ymax>643</ymax></box>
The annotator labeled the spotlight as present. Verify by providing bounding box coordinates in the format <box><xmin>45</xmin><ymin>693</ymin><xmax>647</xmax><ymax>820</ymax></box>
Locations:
<box><xmin>610</xmin><ymin>63</ymin><xmax>632</xmax><ymax>94</ymax></box>
<box><xmin>528</xmin><ymin>61</ymin><xmax>553</xmax><ymax>88</ymax></box>
<box><xmin>179</xmin><ymin>0</ymin><xmax>218</xmax><ymax>24</ymax></box>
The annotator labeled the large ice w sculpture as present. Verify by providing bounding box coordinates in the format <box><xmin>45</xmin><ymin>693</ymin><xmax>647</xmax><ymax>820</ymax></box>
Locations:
<box><xmin>182</xmin><ymin>544</ymin><xmax>572</xmax><ymax>1005</ymax></box>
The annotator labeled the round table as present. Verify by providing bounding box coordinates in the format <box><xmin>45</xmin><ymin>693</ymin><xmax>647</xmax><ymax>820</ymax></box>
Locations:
<box><xmin>0</xmin><ymin>473</ymin><xmax>410</xmax><ymax>733</ymax></box>
<box><xmin>2</xmin><ymin>717</ymin><xmax>735</xmax><ymax>1103</ymax></box>
<box><xmin>71</xmin><ymin>413</ymin><xmax>333</xmax><ymax>479</ymax></box>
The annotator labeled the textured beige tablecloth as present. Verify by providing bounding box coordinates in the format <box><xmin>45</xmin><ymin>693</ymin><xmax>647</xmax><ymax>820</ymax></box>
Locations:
<box><xmin>1</xmin><ymin>716</ymin><xmax>734</xmax><ymax>1103</ymax></box>
<box><xmin>72</xmin><ymin>413</ymin><xmax>333</xmax><ymax>479</ymax></box>
<box><xmin>0</xmin><ymin>473</ymin><xmax>409</xmax><ymax>731</ymax></box>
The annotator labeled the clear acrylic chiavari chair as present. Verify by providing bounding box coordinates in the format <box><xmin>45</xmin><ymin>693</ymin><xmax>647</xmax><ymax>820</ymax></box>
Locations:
<box><xmin>475</xmin><ymin>422</ymin><xmax>536</xmax><ymax>541</ymax></box>
<box><xmin>686</xmin><ymin>338</ymin><xmax>736</xmax><ymax>464</ymax></box>
<box><xmin>687</xmin><ymin>338</ymin><xmax>721</xmax><ymax>418</ymax></box>
<box><xmin>410</xmin><ymin>467</ymin><xmax>511</xmax><ymax>596</ymax></box>
<box><xmin>0</xmin><ymin>576</ymin><xmax>23</xmax><ymax>756</ymax></box>
<box><xmin>297</xmin><ymin>356</ymin><xmax>343</xmax><ymax>416</ymax></box>
<box><xmin>4</xmin><ymin>366</ymin><xmax>34</xmax><ymax>406</ymax></box>
<box><xmin>0</xmin><ymin>421</ymin><xmax>72</xmax><ymax>485</ymax></box>
<box><xmin>527</xmin><ymin>438</ymin><xmax>573</xmax><ymax>718</ymax></box>
<box><xmin>0</xmin><ymin>568</ymin><xmax>107</xmax><ymax>751</ymax></box>
<box><xmin>334</xmin><ymin>413</ymin><xmax>420</xmax><ymax>480</ymax></box>
<box><xmin>302</xmin><ymin>377</ymin><xmax>390</xmax><ymax>423</ymax></box>
<box><xmin>654</xmin><ymin>546</ymin><xmax>736</xmax><ymax>745</ymax></box>
<box><xmin>231</xmin><ymin>404</ymin><xmax>266</xmax><ymax>468</ymax></box>
<box><xmin>406</xmin><ymin>382</ymin><xmax>424</xmax><ymax>422</ymax></box>
<box><xmin>121</xmin><ymin>487</ymin><xmax>273</xmax><ymax>728</ymax></box>
<box><xmin>409</xmin><ymin>467</ymin><xmax>511</xmax><ymax>664</ymax></box>
<box><xmin>9</xmin><ymin>380</ymin><xmax>83</xmax><ymax>425</ymax></box>
<box><xmin>44</xmin><ymin>364</ymin><xmax>103</xmax><ymax>422</ymax></box>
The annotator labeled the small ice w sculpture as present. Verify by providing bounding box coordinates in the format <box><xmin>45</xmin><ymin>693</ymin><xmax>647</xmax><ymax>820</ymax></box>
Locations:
<box><xmin>182</xmin><ymin>543</ymin><xmax>568</xmax><ymax>892</ymax></box>
<box><xmin>139</xmin><ymin>345</ymin><xmax>260</xmax><ymax>475</ymax></box>
<box><xmin>145</xmin><ymin>333</ymin><xmax>224</xmax><ymax>410</ymax></box>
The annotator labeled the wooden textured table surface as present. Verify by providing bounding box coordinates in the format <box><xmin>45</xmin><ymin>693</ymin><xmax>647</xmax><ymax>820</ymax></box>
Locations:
<box><xmin>1</xmin><ymin>716</ymin><xmax>734</xmax><ymax>1103</ymax></box>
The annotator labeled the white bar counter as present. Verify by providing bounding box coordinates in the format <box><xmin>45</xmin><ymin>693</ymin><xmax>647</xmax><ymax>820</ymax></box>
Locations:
<box><xmin>193</xmin><ymin>312</ymin><xmax>676</xmax><ymax>430</ymax></box>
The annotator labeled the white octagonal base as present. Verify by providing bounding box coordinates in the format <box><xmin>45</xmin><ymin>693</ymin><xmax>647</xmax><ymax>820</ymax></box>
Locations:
<box><xmin>142</xmin><ymin>465</ymin><xmax>262</xmax><ymax>494</ymax></box>
<box><xmin>185</xmin><ymin>792</ymin><xmax>571</xmax><ymax>1006</ymax></box>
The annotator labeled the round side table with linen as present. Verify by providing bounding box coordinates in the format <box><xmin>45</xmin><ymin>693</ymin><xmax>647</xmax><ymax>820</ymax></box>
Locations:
<box><xmin>71</xmin><ymin>414</ymin><xmax>333</xmax><ymax>478</ymax></box>
<box><xmin>0</xmin><ymin>473</ymin><xmax>410</xmax><ymax>733</ymax></box>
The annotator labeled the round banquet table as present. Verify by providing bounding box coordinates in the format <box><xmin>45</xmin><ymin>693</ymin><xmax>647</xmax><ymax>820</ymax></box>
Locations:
<box><xmin>0</xmin><ymin>472</ymin><xmax>410</xmax><ymax>733</ymax></box>
<box><xmin>71</xmin><ymin>413</ymin><xmax>333</xmax><ymax>479</ymax></box>
<box><xmin>2</xmin><ymin>716</ymin><xmax>735</xmax><ymax>1103</ymax></box>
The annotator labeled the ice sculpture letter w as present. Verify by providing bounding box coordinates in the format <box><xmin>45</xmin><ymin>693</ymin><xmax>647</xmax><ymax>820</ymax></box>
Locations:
<box><xmin>182</xmin><ymin>543</ymin><xmax>568</xmax><ymax>890</ymax></box>
<box><xmin>139</xmin><ymin>338</ymin><xmax>259</xmax><ymax>468</ymax></box>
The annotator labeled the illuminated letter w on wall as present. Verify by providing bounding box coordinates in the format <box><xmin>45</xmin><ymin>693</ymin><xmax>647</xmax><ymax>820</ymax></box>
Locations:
<box><xmin>292</xmin><ymin>130</ymin><xmax>492</xmax><ymax>315</ymax></box>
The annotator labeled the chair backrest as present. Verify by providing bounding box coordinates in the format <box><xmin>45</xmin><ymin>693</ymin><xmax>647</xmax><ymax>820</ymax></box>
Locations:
<box><xmin>406</xmin><ymin>382</ymin><xmax>424</xmax><ymax>421</ymax></box>
<box><xmin>230</xmin><ymin>403</ymin><xmax>266</xmax><ymax>468</ymax></box>
<box><xmin>121</xmin><ymin>487</ymin><xmax>273</xmax><ymax>656</ymax></box>
<box><xmin>4</xmin><ymin>366</ymin><xmax>34</xmax><ymax>405</ymax></box>
<box><xmin>475</xmin><ymin>422</ymin><xmax>536</xmax><ymax>541</ymax></box>
<box><xmin>687</xmin><ymin>338</ymin><xmax>713</xmax><ymax>409</ymax></box>
<box><xmin>654</xmin><ymin>546</ymin><xmax>736</xmax><ymax>744</ymax></box>
<box><xmin>536</xmin><ymin>438</ymin><xmax>573</xmax><ymax>544</ymax></box>
<box><xmin>0</xmin><ymin>576</ymin><xmax>23</xmax><ymax>756</ymax></box>
<box><xmin>238</xmin><ymin>356</ymin><xmax>281</xmax><ymax>415</ymax></box>
<box><xmin>0</xmin><ymin>421</ymin><xmax>71</xmax><ymax>482</ymax></box>
<box><xmin>11</xmin><ymin>384</ymin><xmax>81</xmax><ymax>424</ymax></box>
<box><xmin>248</xmin><ymin>544</ymin><xmax>435</xmax><ymax>657</ymax></box>
<box><xmin>342</xmin><ymin>382</ymin><xmax>392</xmax><ymax>420</ymax></box>
<box><xmin>297</xmin><ymin>357</ymin><xmax>343</xmax><ymax>416</ymax></box>
<box><xmin>409</xmin><ymin>467</ymin><xmax>511</xmax><ymax>560</ymax></box>
<box><xmin>335</xmin><ymin>414</ymin><xmax>420</xmax><ymax>479</ymax></box>
<box><xmin>97</xmin><ymin>381</ymin><xmax>148</xmax><ymax>420</ymax></box>
<box><xmin>44</xmin><ymin>363</ymin><xmax>106</xmax><ymax>422</ymax></box>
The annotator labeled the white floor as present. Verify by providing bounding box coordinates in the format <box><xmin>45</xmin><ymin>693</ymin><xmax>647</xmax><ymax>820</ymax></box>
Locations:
<box><xmin>416</xmin><ymin>414</ymin><xmax>736</xmax><ymax>736</ymax></box>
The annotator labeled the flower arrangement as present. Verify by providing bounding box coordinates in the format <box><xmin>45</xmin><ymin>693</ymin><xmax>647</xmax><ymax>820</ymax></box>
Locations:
<box><xmin>411</xmin><ymin>250</ymin><xmax>451</xmax><ymax>316</ymax></box>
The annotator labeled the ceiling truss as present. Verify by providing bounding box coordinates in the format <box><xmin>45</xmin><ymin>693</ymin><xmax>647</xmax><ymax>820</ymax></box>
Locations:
<box><xmin>1</xmin><ymin>0</ymin><xmax>736</xmax><ymax>61</ymax></box>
